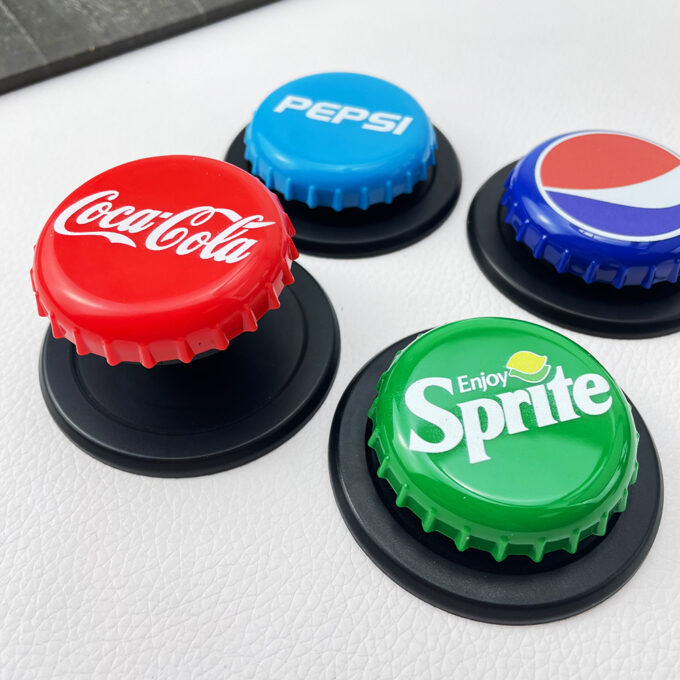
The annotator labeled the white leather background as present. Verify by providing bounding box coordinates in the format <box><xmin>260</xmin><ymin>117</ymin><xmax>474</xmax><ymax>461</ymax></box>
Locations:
<box><xmin>1</xmin><ymin>1</ymin><xmax>679</xmax><ymax>677</ymax></box>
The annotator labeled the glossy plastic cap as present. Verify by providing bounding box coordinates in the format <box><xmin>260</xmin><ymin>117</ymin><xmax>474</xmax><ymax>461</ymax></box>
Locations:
<box><xmin>503</xmin><ymin>131</ymin><xmax>680</xmax><ymax>287</ymax></box>
<box><xmin>245</xmin><ymin>72</ymin><xmax>437</xmax><ymax>211</ymax></box>
<box><xmin>31</xmin><ymin>156</ymin><xmax>297</xmax><ymax>368</ymax></box>
<box><xmin>368</xmin><ymin>317</ymin><xmax>638</xmax><ymax>561</ymax></box>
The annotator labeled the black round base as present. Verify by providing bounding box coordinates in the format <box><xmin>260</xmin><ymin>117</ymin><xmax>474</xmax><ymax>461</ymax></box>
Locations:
<box><xmin>329</xmin><ymin>332</ymin><xmax>663</xmax><ymax>625</ymax></box>
<box><xmin>226</xmin><ymin>127</ymin><xmax>461</xmax><ymax>258</ymax></box>
<box><xmin>468</xmin><ymin>163</ymin><xmax>680</xmax><ymax>338</ymax></box>
<box><xmin>40</xmin><ymin>263</ymin><xmax>340</xmax><ymax>478</ymax></box>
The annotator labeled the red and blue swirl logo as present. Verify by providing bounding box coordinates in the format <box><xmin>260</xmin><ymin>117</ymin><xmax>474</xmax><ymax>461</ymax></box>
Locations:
<box><xmin>537</xmin><ymin>132</ymin><xmax>680</xmax><ymax>242</ymax></box>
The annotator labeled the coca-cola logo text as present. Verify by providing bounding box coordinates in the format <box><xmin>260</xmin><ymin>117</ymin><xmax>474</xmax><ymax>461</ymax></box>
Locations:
<box><xmin>53</xmin><ymin>190</ymin><xmax>276</xmax><ymax>263</ymax></box>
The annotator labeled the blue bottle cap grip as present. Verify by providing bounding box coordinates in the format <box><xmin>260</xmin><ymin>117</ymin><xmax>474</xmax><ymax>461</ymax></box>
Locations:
<box><xmin>245</xmin><ymin>72</ymin><xmax>437</xmax><ymax>211</ymax></box>
<box><xmin>502</xmin><ymin>131</ymin><xmax>680</xmax><ymax>288</ymax></box>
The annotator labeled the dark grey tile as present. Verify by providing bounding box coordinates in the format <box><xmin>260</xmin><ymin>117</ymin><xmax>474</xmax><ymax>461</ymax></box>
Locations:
<box><xmin>75</xmin><ymin>0</ymin><xmax>205</xmax><ymax>41</ymax></box>
<box><xmin>0</xmin><ymin>3</ymin><xmax>48</xmax><ymax>89</ymax></box>
<box><xmin>196</xmin><ymin>0</ymin><xmax>278</xmax><ymax>18</ymax></box>
<box><xmin>0</xmin><ymin>0</ymin><xmax>278</xmax><ymax>95</ymax></box>
<box><xmin>2</xmin><ymin>0</ymin><xmax>202</xmax><ymax>60</ymax></box>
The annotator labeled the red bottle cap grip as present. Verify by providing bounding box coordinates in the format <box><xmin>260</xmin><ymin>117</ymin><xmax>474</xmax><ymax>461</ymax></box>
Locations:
<box><xmin>31</xmin><ymin>156</ymin><xmax>298</xmax><ymax>367</ymax></box>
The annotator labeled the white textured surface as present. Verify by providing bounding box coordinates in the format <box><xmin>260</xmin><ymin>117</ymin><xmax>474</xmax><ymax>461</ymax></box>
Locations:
<box><xmin>1</xmin><ymin>0</ymin><xmax>679</xmax><ymax>677</ymax></box>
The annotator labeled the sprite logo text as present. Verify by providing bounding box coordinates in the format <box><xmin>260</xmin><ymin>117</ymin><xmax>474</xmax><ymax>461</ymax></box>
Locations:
<box><xmin>404</xmin><ymin>354</ymin><xmax>613</xmax><ymax>464</ymax></box>
<box><xmin>454</xmin><ymin>351</ymin><xmax>552</xmax><ymax>393</ymax></box>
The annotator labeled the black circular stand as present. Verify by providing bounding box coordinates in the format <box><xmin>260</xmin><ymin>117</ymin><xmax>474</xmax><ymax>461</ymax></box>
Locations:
<box><xmin>226</xmin><ymin>127</ymin><xmax>461</xmax><ymax>258</ymax></box>
<box><xmin>40</xmin><ymin>263</ymin><xmax>340</xmax><ymax>477</ymax></box>
<box><xmin>468</xmin><ymin>163</ymin><xmax>680</xmax><ymax>338</ymax></box>
<box><xmin>329</xmin><ymin>332</ymin><xmax>663</xmax><ymax>624</ymax></box>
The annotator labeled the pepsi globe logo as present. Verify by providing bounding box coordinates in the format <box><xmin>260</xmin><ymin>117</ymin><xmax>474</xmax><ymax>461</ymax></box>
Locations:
<box><xmin>536</xmin><ymin>131</ymin><xmax>680</xmax><ymax>242</ymax></box>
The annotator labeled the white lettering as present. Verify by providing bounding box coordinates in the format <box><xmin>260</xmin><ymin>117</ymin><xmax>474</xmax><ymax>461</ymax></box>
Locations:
<box><xmin>52</xmin><ymin>192</ymin><xmax>275</xmax><ymax>264</ymax></box>
<box><xmin>53</xmin><ymin>191</ymin><xmax>136</xmax><ymax>246</ymax></box>
<box><xmin>273</xmin><ymin>95</ymin><xmax>312</xmax><ymax>113</ymax></box>
<box><xmin>99</xmin><ymin>205</ymin><xmax>136</xmax><ymax>229</ymax></box>
<box><xmin>393</xmin><ymin>116</ymin><xmax>414</xmax><ymax>135</ymax></box>
<box><xmin>331</xmin><ymin>106</ymin><xmax>370</xmax><ymax>125</ymax></box>
<box><xmin>306</xmin><ymin>101</ymin><xmax>342</xmax><ymax>122</ymax></box>
<box><xmin>527</xmin><ymin>385</ymin><xmax>557</xmax><ymax>427</ymax></box>
<box><xmin>498</xmin><ymin>390</ymin><xmax>532</xmax><ymax>435</ymax></box>
<box><xmin>457</xmin><ymin>398</ymin><xmax>504</xmax><ymax>464</ymax></box>
<box><xmin>486</xmin><ymin>373</ymin><xmax>499</xmax><ymax>388</ymax></box>
<box><xmin>363</xmin><ymin>112</ymin><xmax>402</xmax><ymax>133</ymax></box>
<box><xmin>116</xmin><ymin>208</ymin><xmax>164</xmax><ymax>234</ymax></box>
<box><xmin>546</xmin><ymin>367</ymin><xmax>579</xmax><ymax>422</ymax></box>
<box><xmin>405</xmin><ymin>378</ymin><xmax>464</xmax><ymax>454</ymax></box>
<box><xmin>404</xmin><ymin>365</ymin><xmax>614</xmax><ymax>464</ymax></box>
<box><xmin>273</xmin><ymin>96</ymin><xmax>412</xmax><ymax>135</ymax></box>
<box><xmin>573</xmin><ymin>374</ymin><xmax>612</xmax><ymax>415</ymax></box>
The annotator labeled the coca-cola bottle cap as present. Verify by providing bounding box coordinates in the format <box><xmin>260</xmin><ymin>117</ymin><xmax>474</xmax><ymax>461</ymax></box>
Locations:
<box><xmin>32</xmin><ymin>156</ymin><xmax>340</xmax><ymax>476</ymax></box>
<box><xmin>32</xmin><ymin>155</ymin><xmax>298</xmax><ymax>368</ymax></box>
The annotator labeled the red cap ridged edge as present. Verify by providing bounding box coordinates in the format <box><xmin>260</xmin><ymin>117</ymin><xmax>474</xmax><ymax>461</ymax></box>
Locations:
<box><xmin>31</xmin><ymin>210</ymin><xmax>298</xmax><ymax>369</ymax></box>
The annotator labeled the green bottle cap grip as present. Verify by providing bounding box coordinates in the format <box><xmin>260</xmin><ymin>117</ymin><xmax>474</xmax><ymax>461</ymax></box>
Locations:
<box><xmin>368</xmin><ymin>317</ymin><xmax>638</xmax><ymax>562</ymax></box>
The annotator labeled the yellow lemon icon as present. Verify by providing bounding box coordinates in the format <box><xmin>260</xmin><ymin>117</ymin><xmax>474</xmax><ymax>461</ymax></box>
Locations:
<box><xmin>506</xmin><ymin>350</ymin><xmax>551</xmax><ymax>383</ymax></box>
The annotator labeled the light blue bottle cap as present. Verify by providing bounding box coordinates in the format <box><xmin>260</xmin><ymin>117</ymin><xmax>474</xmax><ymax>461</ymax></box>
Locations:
<box><xmin>244</xmin><ymin>72</ymin><xmax>437</xmax><ymax>211</ymax></box>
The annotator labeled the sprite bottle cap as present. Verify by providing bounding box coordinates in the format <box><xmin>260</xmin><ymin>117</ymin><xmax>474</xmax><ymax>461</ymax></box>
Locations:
<box><xmin>368</xmin><ymin>317</ymin><xmax>638</xmax><ymax>562</ymax></box>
